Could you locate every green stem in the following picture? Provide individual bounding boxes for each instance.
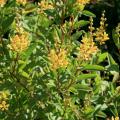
[0,36,5,56]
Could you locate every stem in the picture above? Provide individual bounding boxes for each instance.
[9,71,40,102]
[0,36,5,56]
[9,72,30,92]
[11,53,19,74]
[55,71,63,97]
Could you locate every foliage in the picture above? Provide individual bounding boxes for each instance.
[0,0,120,120]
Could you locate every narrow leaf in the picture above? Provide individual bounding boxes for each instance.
[77,74,97,81]
[82,10,96,17]
[82,65,105,71]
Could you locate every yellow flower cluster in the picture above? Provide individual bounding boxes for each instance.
[94,11,109,45]
[89,17,95,37]
[0,101,9,111]
[76,0,90,5]
[0,90,10,111]
[78,17,99,61]
[0,90,9,100]
[48,48,68,70]
[38,0,54,11]
[16,0,27,5]
[10,33,30,53]
[0,0,6,6]
[111,116,119,120]
[78,35,98,61]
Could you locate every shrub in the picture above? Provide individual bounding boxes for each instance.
[0,0,120,120]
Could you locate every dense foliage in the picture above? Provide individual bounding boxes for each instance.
[0,0,120,120]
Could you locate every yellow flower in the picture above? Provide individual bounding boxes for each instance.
[16,0,27,5]
[76,0,90,5]
[0,0,6,6]
[10,33,30,53]
[111,116,114,120]
[48,48,68,70]
[0,101,9,111]
[95,31,109,44]
[38,0,54,11]
[0,90,10,100]
[75,0,90,11]
[112,116,120,120]
[115,117,120,120]
[89,17,95,37]
[78,35,98,61]
[94,11,109,45]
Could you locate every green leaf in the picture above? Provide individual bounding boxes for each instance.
[74,20,89,29]
[21,43,36,59]
[107,53,119,73]
[18,60,28,72]
[24,3,37,14]
[107,53,117,65]
[95,111,107,118]
[72,30,83,40]
[82,10,96,17]
[97,52,108,63]
[72,30,84,40]
[1,15,15,34]
[112,29,120,49]
[38,14,51,28]
[74,84,92,92]
[20,71,29,79]
[82,65,105,71]
[107,65,119,72]
[77,74,97,81]
[84,106,95,118]
[110,104,118,116]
